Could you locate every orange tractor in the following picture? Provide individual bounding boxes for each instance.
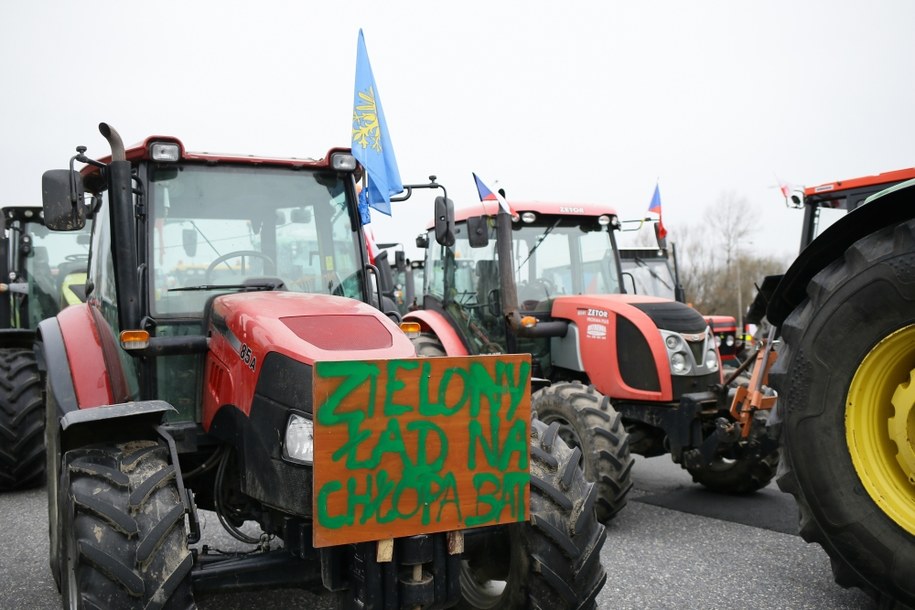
[403,200,780,526]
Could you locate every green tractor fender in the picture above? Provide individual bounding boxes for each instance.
[767,179,915,327]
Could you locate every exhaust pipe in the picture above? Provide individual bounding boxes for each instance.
[98,122,126,161]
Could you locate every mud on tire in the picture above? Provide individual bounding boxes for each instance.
[457,418,607,610]
[531,382,633,523]
[59,441,194,609]
[770,220,915,607]
[0,348,44,491]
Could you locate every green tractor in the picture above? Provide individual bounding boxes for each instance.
[762,171,915,606]
[0,206,88,491]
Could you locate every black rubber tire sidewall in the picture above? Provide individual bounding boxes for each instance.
[60,442,195,609]
[531,382,633,523]
[0,348,45,491]
[772,221,915,606]
[457,418,607,610]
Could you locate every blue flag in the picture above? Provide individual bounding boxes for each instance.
[352,29,402,218]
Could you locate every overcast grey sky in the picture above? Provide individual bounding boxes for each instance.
[3,1,913,262]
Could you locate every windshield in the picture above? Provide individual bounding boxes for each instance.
[619,251,677,300]
[150,164,362,315]
[426,214,622,306]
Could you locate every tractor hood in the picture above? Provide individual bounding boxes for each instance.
[209,292,416,365]
[549,294,708,335]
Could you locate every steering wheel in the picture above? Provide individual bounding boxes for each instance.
[65,253,88,262]
[535,277,556,295]
[205,250,275,284]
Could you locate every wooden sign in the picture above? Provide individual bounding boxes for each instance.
[312,354,531,548]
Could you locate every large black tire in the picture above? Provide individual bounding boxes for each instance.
[770,221,915,607]
[457,418,607,609]
[530,382,633,523]
[59,441,194,609]
[0,348,45,491]
[411,332,446,357]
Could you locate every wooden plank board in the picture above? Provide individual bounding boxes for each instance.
[312,354,531,548]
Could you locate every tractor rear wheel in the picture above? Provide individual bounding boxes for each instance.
[770,220,915,607]
[531,382,633,523]
[412,332,446,357]
[0,348,45,491]
[59,441,194,609]
[457,418,607,609]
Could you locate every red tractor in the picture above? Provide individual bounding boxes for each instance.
[751,168,915,606]
[403,200,779,525]
[37,124,607,609]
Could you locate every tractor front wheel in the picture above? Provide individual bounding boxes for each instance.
[531,382,633,522]
[59,441,194,609]
[771,220,915,607]
[457,418,607,609]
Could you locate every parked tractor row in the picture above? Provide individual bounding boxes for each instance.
[5,120,913,608]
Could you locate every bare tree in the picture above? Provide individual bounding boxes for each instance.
[675,191,789,325]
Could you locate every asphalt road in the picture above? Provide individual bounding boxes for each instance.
[0,455,874,609]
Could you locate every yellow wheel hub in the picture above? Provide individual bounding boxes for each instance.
[847,324,915,536]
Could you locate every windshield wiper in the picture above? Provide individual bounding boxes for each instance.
[169,280,283,292]
[632,256,673,290]
[517,218,562,271]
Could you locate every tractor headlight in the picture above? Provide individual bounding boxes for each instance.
[670,352,689,375]
[665,335,681,350]
[283,414,314,464]
[705,349,719,371]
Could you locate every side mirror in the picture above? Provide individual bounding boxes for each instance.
[291,207,312,223]
[415,233,429,249]
[182,228,198,257]
[466,216,489,248]
[621,271,635,295]
[433,196,455,247]
[42,169,86,231]
[394,249,406,272]
[653,222,668,250]
[674,284,686,303]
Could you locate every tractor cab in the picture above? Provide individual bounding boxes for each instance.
[418,200,624,365]
[0,207,90,330]
[42,135,380,423]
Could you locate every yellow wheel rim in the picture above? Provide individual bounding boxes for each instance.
[847,324,915,536]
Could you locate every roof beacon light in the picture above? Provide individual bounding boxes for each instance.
[150,143,180,162]
[332,153,357,171]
